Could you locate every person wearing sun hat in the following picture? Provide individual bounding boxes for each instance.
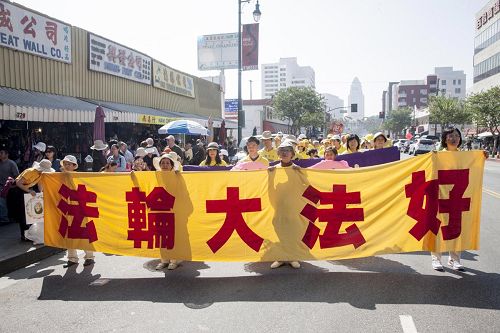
[7,159,54,241]
[331,135,346,154]
[32,142,46,163]
[268,140,301,270]
[90,139,108,172]
[296,140,310,160]
[199,142,227,166]
[258,131,278,162]
[59,155,95,267]
[372,132,388,150]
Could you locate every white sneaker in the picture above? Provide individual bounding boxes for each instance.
[270,261,283,269]
[167,261,178,270]
[155,262,168,270]
[432,259,444,271]
[289,261,301,269]
[448,259,465,271]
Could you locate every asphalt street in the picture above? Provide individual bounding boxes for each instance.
[1,156,499,333]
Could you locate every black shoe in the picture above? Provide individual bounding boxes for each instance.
[20,236,31,242]
[83,259,95,266]
[63,261,78,268]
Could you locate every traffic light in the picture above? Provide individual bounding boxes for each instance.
[351,103,358,113]
[379,111,385,119]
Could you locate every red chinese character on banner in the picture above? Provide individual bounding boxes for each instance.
[45,21,57,46]
[301,185,365,249]
[0,3,13,32]
[20,15,37,38]
[107,45,117,63]
[57,184,99,242]
[126,187,175,249]
[206,187,264,253]
[405,169,470,241]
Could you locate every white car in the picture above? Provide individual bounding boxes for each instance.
[393,139,408,151]
[409,139,435,155]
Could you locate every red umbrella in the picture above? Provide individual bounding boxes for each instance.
[219,120,227,146]
[93,106,106,142]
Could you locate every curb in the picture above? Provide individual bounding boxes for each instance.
[0,246,63,277]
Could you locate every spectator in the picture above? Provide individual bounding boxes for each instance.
[90,140,108,172]
[44,145,61,171]
[107,144,127,172]
[165,135,185,163]
[0,148,19,223]
[119,141,134,165]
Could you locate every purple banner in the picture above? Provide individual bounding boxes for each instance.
[182,147,400,171]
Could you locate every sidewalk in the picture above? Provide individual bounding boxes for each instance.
[0,222,62,276]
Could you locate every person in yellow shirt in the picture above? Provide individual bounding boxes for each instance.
[199,142,228,166]
[238,136,270,166]
[258,131,278,162]
[7,159,54,241]
[331,135,346,154]
[342,134,361,154]
[296,140,310,159]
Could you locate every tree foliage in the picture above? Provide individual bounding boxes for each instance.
[382,107,412,136]
[467,86,500,135]
[271,87,325,135]
[428,95,471,128]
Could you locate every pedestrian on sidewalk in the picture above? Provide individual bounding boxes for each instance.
[61,155,95,267]
[0,147,19,223]
[44,145,61,172]
[7,159,54,241]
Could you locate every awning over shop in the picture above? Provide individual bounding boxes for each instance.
[0,87,237,128]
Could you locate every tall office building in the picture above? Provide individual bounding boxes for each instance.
[347,77,365,120]
[261,58,315,99]
[434,67,466,99]
[472,0,500,93]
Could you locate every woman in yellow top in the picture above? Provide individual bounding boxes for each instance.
[296,140,310,159]
[7,159,54,241]
[372,132,388,150]
[342,134,361,154]
[430,127,488,272]
[152,152,182,270]
[199,142,228,166]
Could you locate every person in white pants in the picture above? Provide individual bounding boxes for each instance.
[60,155,95,267]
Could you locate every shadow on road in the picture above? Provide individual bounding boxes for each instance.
[37,262,500,311]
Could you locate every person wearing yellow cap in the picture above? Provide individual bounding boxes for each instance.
[364,133,374,149]
[258,131,278,162]
[372,132,388,150]
[296,140,310,159]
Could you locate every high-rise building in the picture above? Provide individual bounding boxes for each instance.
[396,75,438,109]
[321,93,344,120]
[261,57,315,99]
[347,77,365,120]
[472,0,500,93]
[434,67,466,99]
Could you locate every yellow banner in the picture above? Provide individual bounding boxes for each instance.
[41,151,485,262]
[137,114,177,125]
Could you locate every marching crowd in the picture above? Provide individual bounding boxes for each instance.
[0,126,487,271]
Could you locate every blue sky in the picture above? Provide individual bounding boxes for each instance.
[16,0,485,116]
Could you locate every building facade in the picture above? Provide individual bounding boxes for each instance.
[347,77,365,120]
[472,0,500,93]
[321,93,345,120]
[261,57,315,99]
[397,75,438,109]
[434,67,466,99]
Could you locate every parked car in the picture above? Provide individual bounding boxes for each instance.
[394,139,408,151]
[402,140,414,153]
[409,139,435,155]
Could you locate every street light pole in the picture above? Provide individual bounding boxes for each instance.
[237,0,261,145]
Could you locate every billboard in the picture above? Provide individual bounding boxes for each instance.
[88,33,152,85]
[197,32,238,70]
[242,24,259,70]
[224,99,238,120]
[153,61,195,98]
[0,1,72,63]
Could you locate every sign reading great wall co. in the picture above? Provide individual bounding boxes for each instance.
[88,33,151,85]
[153,61,195,98]
[0,1,71,63]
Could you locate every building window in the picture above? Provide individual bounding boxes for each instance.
[420,98,427,103]
[413,98,416,103]
[441,80,446,85]
[411,89,414,94]
[458,79,461,85]
[455,88,461,94]
[441,89,446,94]
[420,89,427,95]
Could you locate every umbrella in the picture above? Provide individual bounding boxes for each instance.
[478,131,494,138]
[158,120,208,135]
[219,120,227,145]
[93,106,106,142]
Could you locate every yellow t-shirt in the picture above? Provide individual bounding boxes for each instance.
[335,145,347,155]
[199,160,228,166]
[296,151,310,160]
[16,168,42,188]
[238,154,270,166]
[258,148,279,162]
